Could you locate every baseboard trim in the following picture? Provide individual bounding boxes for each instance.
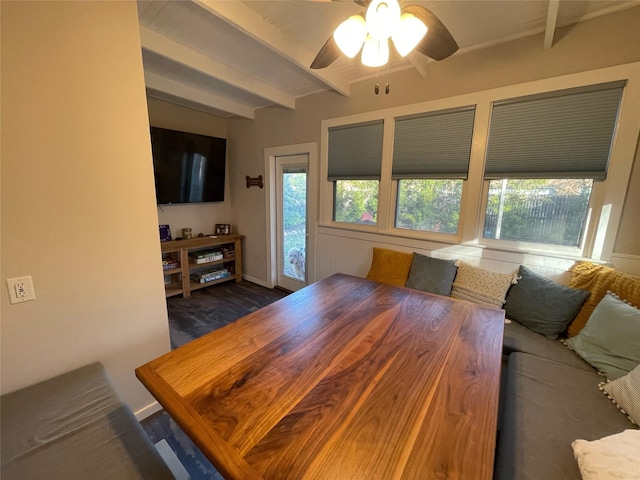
[242,274,271,288]
[135,400,162,421]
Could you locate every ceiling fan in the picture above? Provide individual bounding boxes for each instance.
[310,0,458,69]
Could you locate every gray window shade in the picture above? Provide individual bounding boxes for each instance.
[328,121,383,181]
[392,107,475,179]
[485,81,625,180]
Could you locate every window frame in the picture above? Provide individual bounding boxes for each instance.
[319,63,640,262]
[477,178,598,257]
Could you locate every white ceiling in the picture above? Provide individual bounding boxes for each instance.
[137,0,637,119]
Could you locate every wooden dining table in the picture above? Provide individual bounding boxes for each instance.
[136,273,505,480]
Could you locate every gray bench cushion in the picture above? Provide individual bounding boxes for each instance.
[503,319,594,371]
[494,352,637,480]
[1,363,173,480]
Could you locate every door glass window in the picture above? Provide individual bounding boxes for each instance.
[282,168,307,281]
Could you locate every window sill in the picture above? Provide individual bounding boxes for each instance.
[317,222,600,266]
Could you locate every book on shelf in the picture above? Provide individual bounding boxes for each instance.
[189,250,224,264]
[162,259,180,270]
[190,267,230,284]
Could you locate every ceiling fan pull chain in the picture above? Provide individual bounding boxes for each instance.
[374,67,380,94]
[386,60,391,94]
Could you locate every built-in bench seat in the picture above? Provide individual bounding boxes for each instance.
[0,362,173,480]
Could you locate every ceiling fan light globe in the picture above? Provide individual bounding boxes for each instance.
[361,35,389,67]
[334,15,367,58]
[366,0,401,41]
[392,14,427,57]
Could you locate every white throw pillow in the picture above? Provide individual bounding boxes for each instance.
[572,430,640,480]
[600,363,640,425]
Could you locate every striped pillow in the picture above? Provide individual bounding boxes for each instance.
[600,363,640,425]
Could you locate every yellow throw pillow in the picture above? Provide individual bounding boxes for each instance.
[568,261,640,337]
[366,247,413,287]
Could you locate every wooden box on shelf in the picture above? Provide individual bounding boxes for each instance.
[160,234,243,298]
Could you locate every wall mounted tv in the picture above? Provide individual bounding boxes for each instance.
[150,126,226,204]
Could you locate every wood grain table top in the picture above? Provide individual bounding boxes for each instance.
[136,273,505,480]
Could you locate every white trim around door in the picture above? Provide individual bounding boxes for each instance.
[264,142,318,289]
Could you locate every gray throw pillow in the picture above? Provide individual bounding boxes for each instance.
[405,253,457,296]
[504,265,590,339]
[566,292,640,380]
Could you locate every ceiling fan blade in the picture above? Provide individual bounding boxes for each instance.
[353,0,372,8]
[310,35,341,69]
[403,5,458,61]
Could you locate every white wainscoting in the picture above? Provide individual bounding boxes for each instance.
[315,226,594,285]
[610,254,640,276]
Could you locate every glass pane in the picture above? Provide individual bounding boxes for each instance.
[483,179,593,247]
[334,180,379,224]
[282,170,307,280]
[395,179,463,234]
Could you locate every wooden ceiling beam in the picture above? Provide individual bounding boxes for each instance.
[193,0,351,96]
[140,27,296,110]
[407,51,431,79]
[544,0,560,50]
[144,72,255,119]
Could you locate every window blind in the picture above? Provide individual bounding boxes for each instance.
[484,81,625,180]
[328,120,383,181]
[392,107,475,179]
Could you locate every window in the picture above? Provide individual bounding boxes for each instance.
[334,180,379,224]
[328,120,383,224]
[392,107,475,234]
[396,179,463,234]
[483,81,624,247]
[320,65,637,263]
[484,179,593,246]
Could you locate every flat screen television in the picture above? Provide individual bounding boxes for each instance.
[150,126,226,204]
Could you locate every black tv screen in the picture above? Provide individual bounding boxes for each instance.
[150,126,226,204]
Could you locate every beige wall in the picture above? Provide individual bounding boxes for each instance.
[614,132,640,255]
[147,98,236,238]
[1,1,170,413]
[229,6,640,282]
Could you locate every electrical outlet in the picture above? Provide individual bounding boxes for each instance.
[6,276,36,304]
[15,280,27,298]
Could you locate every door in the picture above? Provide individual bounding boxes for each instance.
[276,154,308,291]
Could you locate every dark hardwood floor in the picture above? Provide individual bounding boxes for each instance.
[166,280,290,349]
[141,280,289,479]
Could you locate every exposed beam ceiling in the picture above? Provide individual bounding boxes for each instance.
[137,0,639,119]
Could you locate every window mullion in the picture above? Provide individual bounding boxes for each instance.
[377,116,396,232]
[461,101,491,243]
[584,179,610,260]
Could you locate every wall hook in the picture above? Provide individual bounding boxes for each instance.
[246,175,264,189]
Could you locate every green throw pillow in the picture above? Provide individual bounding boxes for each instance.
[566,293,640,380]
[505,265,590,339]
[405,253,457,296]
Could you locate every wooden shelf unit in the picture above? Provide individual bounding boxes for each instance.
[161,234,244,298]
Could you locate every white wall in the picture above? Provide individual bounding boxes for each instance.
[1,1,171,415]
